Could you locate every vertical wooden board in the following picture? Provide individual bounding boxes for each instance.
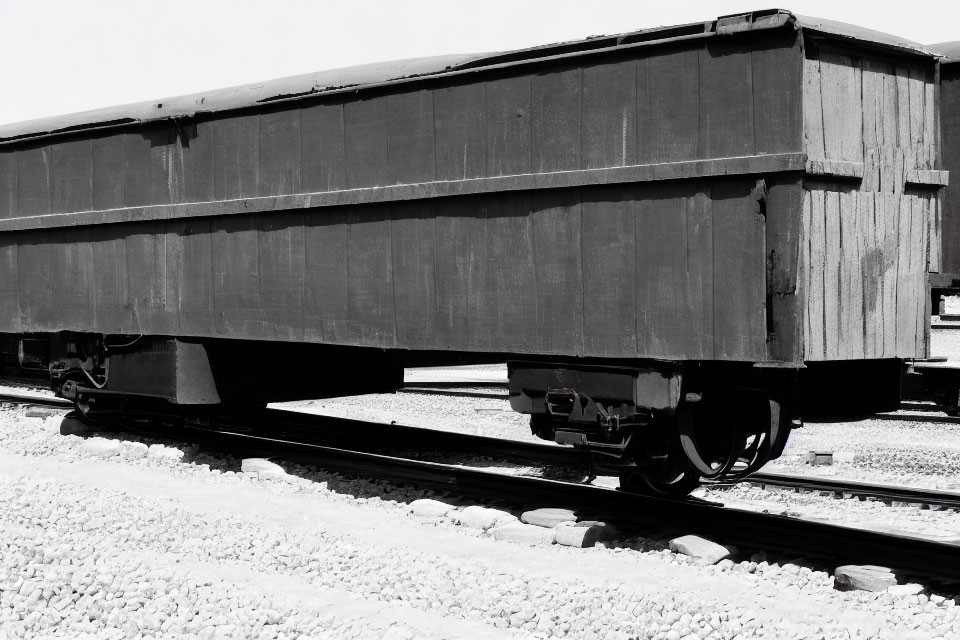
[838,191,865,359]
[530,190,583,354]
[805,190,826,360]
[924,75,936,171]
[893,195,914,357]
[531,68,581,173]
[345,205,395,347]
[907,68,928,170]
[49,229,94,329]
[300,103,347,193]
[712,179,765,360]
[823,191,841,360]
[929,195,942,274]
[751,34,803,155]
[125,222,179,334]
[122,130,154,207]
[303,208,349,343]
[637,49,699,164]
[390,201,438,347]
[802,54,826,162]
[860,60,883,192]
[0,239,20,331]
[170,218,214,335]
[895,66,912,175]
[386,90,436,185]
[89,224,131,332]
[764,180,803,363]
[16,234,53,329]
[213,114,260,200]
[259,109,302,197]
[635,183,713,359]
[148,125,176,206]
[877,194,900,357]
[697,42,754,160]
[914,196,930,357]
[818,50,863,164]
[479,193,538,352]
[343,97,388,189]
[255,211,305,340]
[798,191,812,359]
[433,83,486,181]
[432,198,484,350]
[180,119,216,203]
[581,188,636,357]
[210,216,260,338]
[50,138,93,214]
[879,67,900,193]
[485,76,531,177]
[92,135,125,210]
[17,147,51,217]
[0,152,17,219]
[581,60,637,169]
[857,193,882,359]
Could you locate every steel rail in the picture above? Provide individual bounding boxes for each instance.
[0,392,73,409]
[114,413,960,580]
[741,472,960,510]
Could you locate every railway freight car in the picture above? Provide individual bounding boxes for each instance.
[928,42,959,304]
[0,10,946,494]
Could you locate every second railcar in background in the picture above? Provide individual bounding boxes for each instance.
[0,9,947,493]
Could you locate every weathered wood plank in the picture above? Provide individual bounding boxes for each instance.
[432,198,483,350]
[860,60,883,192]
[259,109,302,197]
[929,194,942,274]
[302,208,349,343]
[530,190,583,354]
[390,201,438,347]
[210,216,260,338]
[531,68,581,173]
[256,211,305,341]
[170,218,214,336]
[858,193,882,359]
[839,191,864,359]
[125,221,178,334]
[92,135,124,210]
[386,90,436,185]
[751,33,802,155]
[638,49,699,164]
[213,114,260,200]
[764,179,803,363]
[16,234,53,329]
[433,83,486,182]
[712,179,764,360]
[806,190,826,360]
[908,67,927,170]
[818,50,863,164]
[0,152,17,219]
[50,138,93,214]
[345,205,395,347]
[698,41,754,159]
[49,230,95,330]
[485,76,531,177]
[581,187,636,357]
[894,195,916,357]
[300,103,347,193]
[180,119,216,204]
[343,97,388,189]
[90,224,130,331]
[823,191,841,359]
[0,239,20,331]
[802,54,826,162]
[895,66,912,185]
[877,194,900,358]
[581,60,636,169]
[17,147,51,217]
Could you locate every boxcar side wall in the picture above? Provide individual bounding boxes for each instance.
[800,37,942,361]
[0,29,805,363]
[941,63,960,279]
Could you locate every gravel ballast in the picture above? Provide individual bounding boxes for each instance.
[3,397,960,637]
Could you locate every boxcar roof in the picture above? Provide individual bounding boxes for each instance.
[0,9,933,144]
[929,41,960,63]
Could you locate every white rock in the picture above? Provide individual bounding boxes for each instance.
[554,522,602,548]
[456,506,516,531]
[888,583,925,597]
[409,499,456,518]
[834,565,897,592]
[120,441,149,460]
[80,438,122,458]
[240,458,288,480]
[489,521,555,546]
[668,535,731,565]
[520,508,577,528]
[148,444,184,463]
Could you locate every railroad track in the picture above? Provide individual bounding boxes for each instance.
[738,472,960,510]
[3,394,954,580]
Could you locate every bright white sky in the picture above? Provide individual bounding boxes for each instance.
[1,0,958,126]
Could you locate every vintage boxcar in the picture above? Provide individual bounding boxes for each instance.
[0,10,946,493]
[929,42,959,302]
